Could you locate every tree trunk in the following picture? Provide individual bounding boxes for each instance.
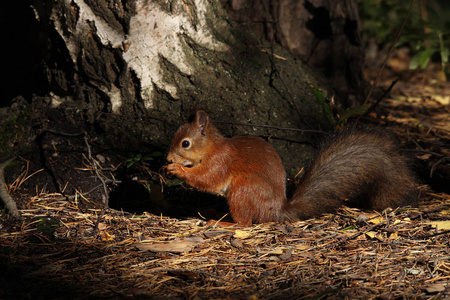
[223,0,365,106]
[6,0,335,171]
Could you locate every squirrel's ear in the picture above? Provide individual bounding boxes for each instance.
[195,111,209,136]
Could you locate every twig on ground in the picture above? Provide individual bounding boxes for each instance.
[51,180,121,202]
[83,135,113,232]
[83,135,109,208]
[431,156,449,178]
[0,158,21,218]
[359,79,399,121]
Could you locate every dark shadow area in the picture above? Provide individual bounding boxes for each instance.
[1,1,46,106]
[0,252,89,300]
[109,177,232,222]
[415,159,450,195]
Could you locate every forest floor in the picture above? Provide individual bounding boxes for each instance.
[1,52,450,299]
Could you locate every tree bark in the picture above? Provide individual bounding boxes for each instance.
[19,0,335,171]
[223,0,365,106]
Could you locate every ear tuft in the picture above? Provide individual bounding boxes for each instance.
[196,111,208,127]
[194,111,209,136]
[187,107,207,123]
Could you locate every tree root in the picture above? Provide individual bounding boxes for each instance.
[0,158,21,218]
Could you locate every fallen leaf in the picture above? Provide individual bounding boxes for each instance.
[405,96,422,103]
[433,95,450,105]
[295,245,310,250]
[175,227,203,237]
[426,283,447,293]
[280,248,293,260]
[184,236,204,243]
[97,222,108,231]
[417,153,432,160]
[365,231,377,239]
[268,247,290,255]
[369,217,385,225]
[234,229,253,239]
[203,229,232,238]
[405,268,422,275]
[100,231,114,241]
[426,221,450,230]
[389,232,399,240]
[134,239,203,253]
[230,238,244,248]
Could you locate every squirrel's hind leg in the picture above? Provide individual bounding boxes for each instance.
[227,179,285,226]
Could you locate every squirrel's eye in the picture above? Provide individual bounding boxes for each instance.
[181,140,190,148]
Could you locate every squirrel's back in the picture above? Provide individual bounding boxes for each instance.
[285,127,418,220]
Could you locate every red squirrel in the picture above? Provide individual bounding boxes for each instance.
[166,110,418,226]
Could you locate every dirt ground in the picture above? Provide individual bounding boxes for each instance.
[0,52,449,299]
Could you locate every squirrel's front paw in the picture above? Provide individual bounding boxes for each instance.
[166,163,183,177]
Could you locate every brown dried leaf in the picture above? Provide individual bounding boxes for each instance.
[426,283,447,293]
[230,238,244,248]
[134,239,203,253]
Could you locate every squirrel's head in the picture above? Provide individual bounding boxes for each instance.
[167,110,218,168]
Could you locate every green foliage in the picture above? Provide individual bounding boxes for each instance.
[337,103,372,125]
[410,48,437,69]
[341,225,357,231]
[130,215,150,219]
[166,178,184,187]
[408,9,450,77]
[35,217,61,238]
[308,84,335,125]
[358,0,450,77]
[125,151,163,168]
[358,0,421,43]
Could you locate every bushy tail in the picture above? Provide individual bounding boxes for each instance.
[284,128,418,220]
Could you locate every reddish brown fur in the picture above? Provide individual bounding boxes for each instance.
[166,111,418,226]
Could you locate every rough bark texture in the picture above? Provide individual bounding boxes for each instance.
[3,0,335,172]
[222,0,365,107]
